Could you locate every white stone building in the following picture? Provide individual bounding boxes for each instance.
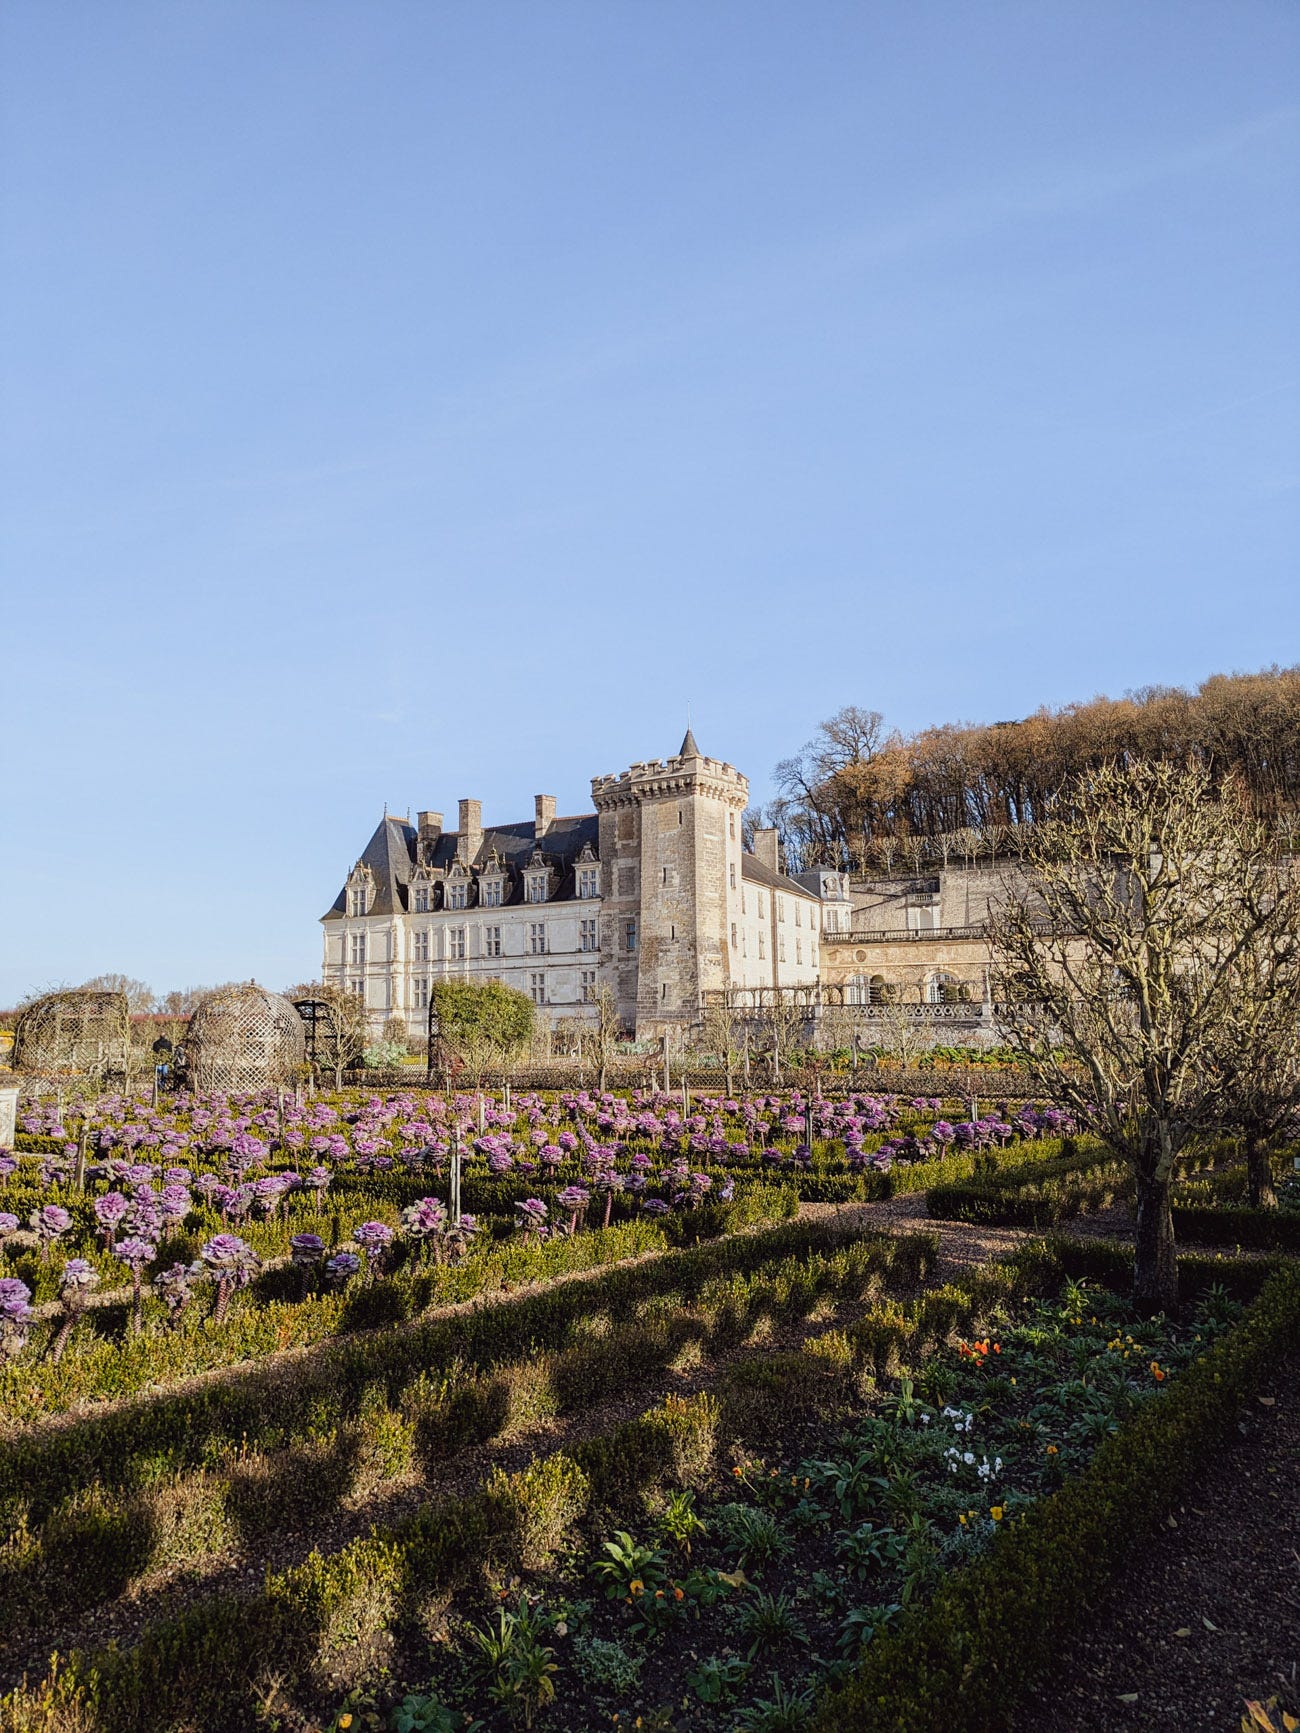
[320,731,853,1040]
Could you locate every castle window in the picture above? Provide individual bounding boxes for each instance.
[795,903,802,928]
[529,922,547,955]
[530,972,546,1005]
[449,927,466,961]
[413,930,430,963]
[661,982,668,1000]
[778,936,786,963]
[757,893,765,918]
[412,977,429,1010]
[795,938,803,965]
[349,933,367,967]
[729,863,736,890]
[447,883,468,910]
[625,919,637,953]
[580,969,597,1002]
[731,922,738,949]
[757,931,766,960]
[483,925,502,958]
[348,885,368,916]
[729,813,735,839]
[526,874,548,904]
[777,898,785,923]
[580,917,598,952]
[578,867,599,899]
[347,976,364,997]
[678,809,683,825]
[481,879,502,908]
[413,886,429,913]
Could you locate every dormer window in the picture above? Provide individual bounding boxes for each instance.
[446,881,468,910]
[526,873,549,904]
[578,867,599,899]
[413,885,430,913]
[481,877,504,908]
[346,866,373,916]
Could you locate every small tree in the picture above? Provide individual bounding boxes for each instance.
[701,1001,746,1095]
[988,759,1299,1313]
[587,985,624,1094]
[432,979,535,1083]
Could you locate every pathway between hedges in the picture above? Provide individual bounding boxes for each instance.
[1035,1348,1300,1732]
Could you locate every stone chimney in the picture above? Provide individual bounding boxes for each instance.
[417,810,443,839]
[752,827,781,873]
[457,798,482,863]
[534,794,556,839]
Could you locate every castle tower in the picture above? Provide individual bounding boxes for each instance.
[592,731,749,1038]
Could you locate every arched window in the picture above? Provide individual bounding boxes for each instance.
[927,973,967,1004]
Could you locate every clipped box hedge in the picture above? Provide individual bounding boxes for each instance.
[811,1252,1300,1732]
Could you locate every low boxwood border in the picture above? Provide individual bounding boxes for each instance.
[811,1251,1300,1732]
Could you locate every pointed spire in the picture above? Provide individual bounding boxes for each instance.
[678,726,701,758]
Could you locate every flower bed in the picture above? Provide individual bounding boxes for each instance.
[4,1237,1288,1732]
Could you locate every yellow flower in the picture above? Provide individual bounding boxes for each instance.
[629,1578,644,1596]
[339,1720,353,1731]
[990,1506,1004,1522]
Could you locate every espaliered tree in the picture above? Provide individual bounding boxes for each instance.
[988,759,1300,1314]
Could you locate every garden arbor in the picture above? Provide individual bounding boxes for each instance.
[183,984,306,1093]
[12,988,133,1088]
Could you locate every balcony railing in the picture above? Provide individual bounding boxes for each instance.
[822,924,990,944]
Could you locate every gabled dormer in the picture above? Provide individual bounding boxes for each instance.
[346,863,375,917]
[575,839,601,900]
[444,858,472,910]
[524,847,553,905]
[478,850,508,909]
[410,865,435,914]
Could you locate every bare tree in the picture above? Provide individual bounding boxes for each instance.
[1216,920,1300,1207]
[988,759,1300,1313]
[586,985,624,1094]
[701,1000,746,1095]
[81,973,155,1014]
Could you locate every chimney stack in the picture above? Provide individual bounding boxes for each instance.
[534,794,556,838]
[417,811,443,839]
[457,798,482,863]
[753,827,781,873]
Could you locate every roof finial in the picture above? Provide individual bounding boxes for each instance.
[678,720,701,758]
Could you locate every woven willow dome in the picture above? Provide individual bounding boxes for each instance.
[183,984,306,1093]
[13,988,133,1081]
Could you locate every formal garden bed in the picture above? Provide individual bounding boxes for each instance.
[925,1140,1300,1253]
[4,1231,1294,1733]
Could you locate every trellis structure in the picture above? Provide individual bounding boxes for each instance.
[12,989,133,1086]
[293,998,347,1088]
[183,984,306,1094]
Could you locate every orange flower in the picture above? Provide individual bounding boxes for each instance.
[674,1586,685,1601]
[1045,1444,1059,1456]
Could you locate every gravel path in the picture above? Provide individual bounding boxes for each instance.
[1035,1351,1300,1732]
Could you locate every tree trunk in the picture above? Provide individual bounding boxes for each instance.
[1133,1172,1179,1316]
[1244,1134,1278,1210]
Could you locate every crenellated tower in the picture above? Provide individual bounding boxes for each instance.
[591,731,749,1038]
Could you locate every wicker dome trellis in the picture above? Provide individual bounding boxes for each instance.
[12,989,132,1082]
[183,984,306,1093]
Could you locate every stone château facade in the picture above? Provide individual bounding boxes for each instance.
[321,732,855,1041]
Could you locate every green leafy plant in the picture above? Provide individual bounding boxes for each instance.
[687,1654,750,1704]
[712,1502,792,1571]
[658,1486,706,1558]
[735,1588,809,1660]
[466,1597,557,1729]
[734,1671,817,1732]
[569,1634,642,1693]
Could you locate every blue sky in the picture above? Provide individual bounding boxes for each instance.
[2,0,1297,1004]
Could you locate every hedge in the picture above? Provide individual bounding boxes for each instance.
[0,1207,877,1528]
[1,1228,941,1644]
[810,1253,1300,1732]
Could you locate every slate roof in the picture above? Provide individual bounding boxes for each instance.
[741,853,821,902]
[323,813,600,920]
